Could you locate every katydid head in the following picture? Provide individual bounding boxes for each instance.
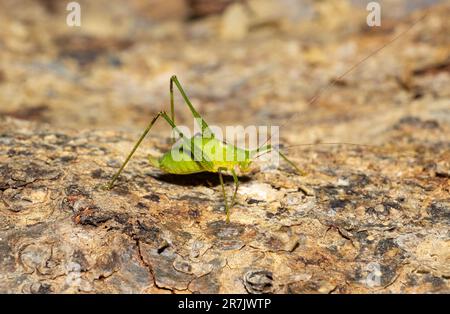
[237,158,252,173]
[232,149,252,173]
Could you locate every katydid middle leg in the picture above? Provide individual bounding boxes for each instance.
[218,167,240,223]
[231,168,239,207]
[218,168,230,223]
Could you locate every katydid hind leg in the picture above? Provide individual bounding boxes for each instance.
[108,108,218,189]
[170,75,214,138]
[107,112,163,189]
[160,111,214,170]
[107,111,201,189]
[170,77,175,125]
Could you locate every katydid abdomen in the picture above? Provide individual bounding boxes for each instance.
[151,137,251,175]
[152,150,204,174]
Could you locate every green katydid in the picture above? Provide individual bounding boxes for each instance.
[107,75,302,223]
[106,13,427,222]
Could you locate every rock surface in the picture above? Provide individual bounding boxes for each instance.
[0,0,449,293]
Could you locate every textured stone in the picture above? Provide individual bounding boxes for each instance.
[0,0,449,294]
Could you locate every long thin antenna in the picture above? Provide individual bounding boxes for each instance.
[253,141,422,160]
[260,11,428,148]
[253,142,376,159]
[283,142,376,149]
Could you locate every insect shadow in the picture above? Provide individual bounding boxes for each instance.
[151,172,252,187]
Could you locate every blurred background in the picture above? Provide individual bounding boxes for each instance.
[0,1,449,295]
[0,0,448,146]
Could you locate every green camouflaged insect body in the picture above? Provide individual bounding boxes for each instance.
[107,75,301,222]
[149,137,252,175]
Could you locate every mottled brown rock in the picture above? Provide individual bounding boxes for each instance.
[0,0,449,294]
